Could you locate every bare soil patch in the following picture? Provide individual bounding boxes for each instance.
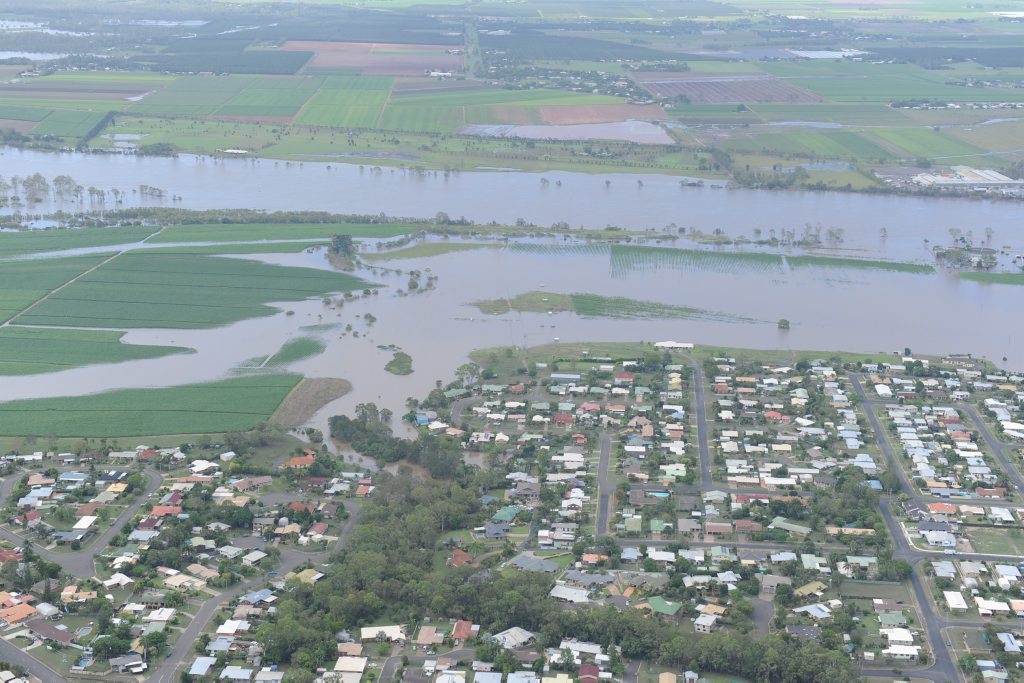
[270,377,351,428]
[281,41,464,77]
[0,118,37,132]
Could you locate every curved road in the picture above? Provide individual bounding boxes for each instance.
[0,466,360,683]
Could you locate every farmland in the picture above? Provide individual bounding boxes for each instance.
[148,222,418,244]
[0,255,109,324]
[0,226,156,258]
[634,73,821,104]
[0,327,188,376]
[16,252,374,329]
[294,76,393,128]
[0,374,301,437]
[283,40,464,76]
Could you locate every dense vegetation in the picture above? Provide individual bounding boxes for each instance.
[257,474,859,682]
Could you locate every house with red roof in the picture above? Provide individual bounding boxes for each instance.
[447,549,473,568]
[283,454,316,469]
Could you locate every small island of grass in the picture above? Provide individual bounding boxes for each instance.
[473,291,751,322]
[385,351,414,375]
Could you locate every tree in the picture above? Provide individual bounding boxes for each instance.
[141,630,167,658]
[331,234,355,257]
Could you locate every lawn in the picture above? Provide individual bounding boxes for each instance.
[0,255,109,323]
[966,526,1024,555]
[0,226,156,258]
[148,222,417,243]
[0,374,301,437]
[18,252,375,329]
[0,327,189,376]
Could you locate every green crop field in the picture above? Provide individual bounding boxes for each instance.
[212,75,324,118]
[18,252,375,329]
[379,104,465,133]
[786,255,934,274]
[0,255,109,323]
[0,374,301,437]
[0,226,156,258]
[873,127,984,159]
[0,327,188,376]
[266,337,326,366]
[960,272,1024,286]
[609,245,784,275]
[295,76,393,128]
[129,75,256,117]
[0,105,52,122]
[364,242,499,260]
[749,103,911,125]
[31,110,109,138]
[148,222,417,243]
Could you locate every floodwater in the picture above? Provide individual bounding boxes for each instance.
[460,120,675,145]
[0,147,1021,435]
[1,147,1022,261]
[0,241,1021,442]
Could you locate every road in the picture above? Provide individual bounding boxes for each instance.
[596,431,612,537]
[0,467,164,578]
[149,499,363,683]
[962,403,1024,493]
[688,359,714,489]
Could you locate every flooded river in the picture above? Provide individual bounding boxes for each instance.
[0,147,1021,436]
[2,147,1023,261]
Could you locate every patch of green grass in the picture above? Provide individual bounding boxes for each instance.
[18,252,375,329]
[363,242,498,261]
[0,327,189,376]
[959,271,1024,286]
[385,351,413,375]
[212,75,323,118]
[787,255,934,274]
[873,127,984,159]
[474,291,748,322]
[0,374,301,437]
[0,226,157,258]
[266,337,326,366]
[149,222,417,243]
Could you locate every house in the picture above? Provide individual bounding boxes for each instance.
[242,550,268,567]
[221,666,255,681]
[490,627,535,649]
[282,455,315,469]
[0,603,37,625]
[452,620,479,642]
[760,575,792,596]
[694,613,718,633]
[26,619,74,645]
[109,653,145,674]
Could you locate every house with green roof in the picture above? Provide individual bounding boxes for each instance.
[492,506,520,523]
[646,596,682,618]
